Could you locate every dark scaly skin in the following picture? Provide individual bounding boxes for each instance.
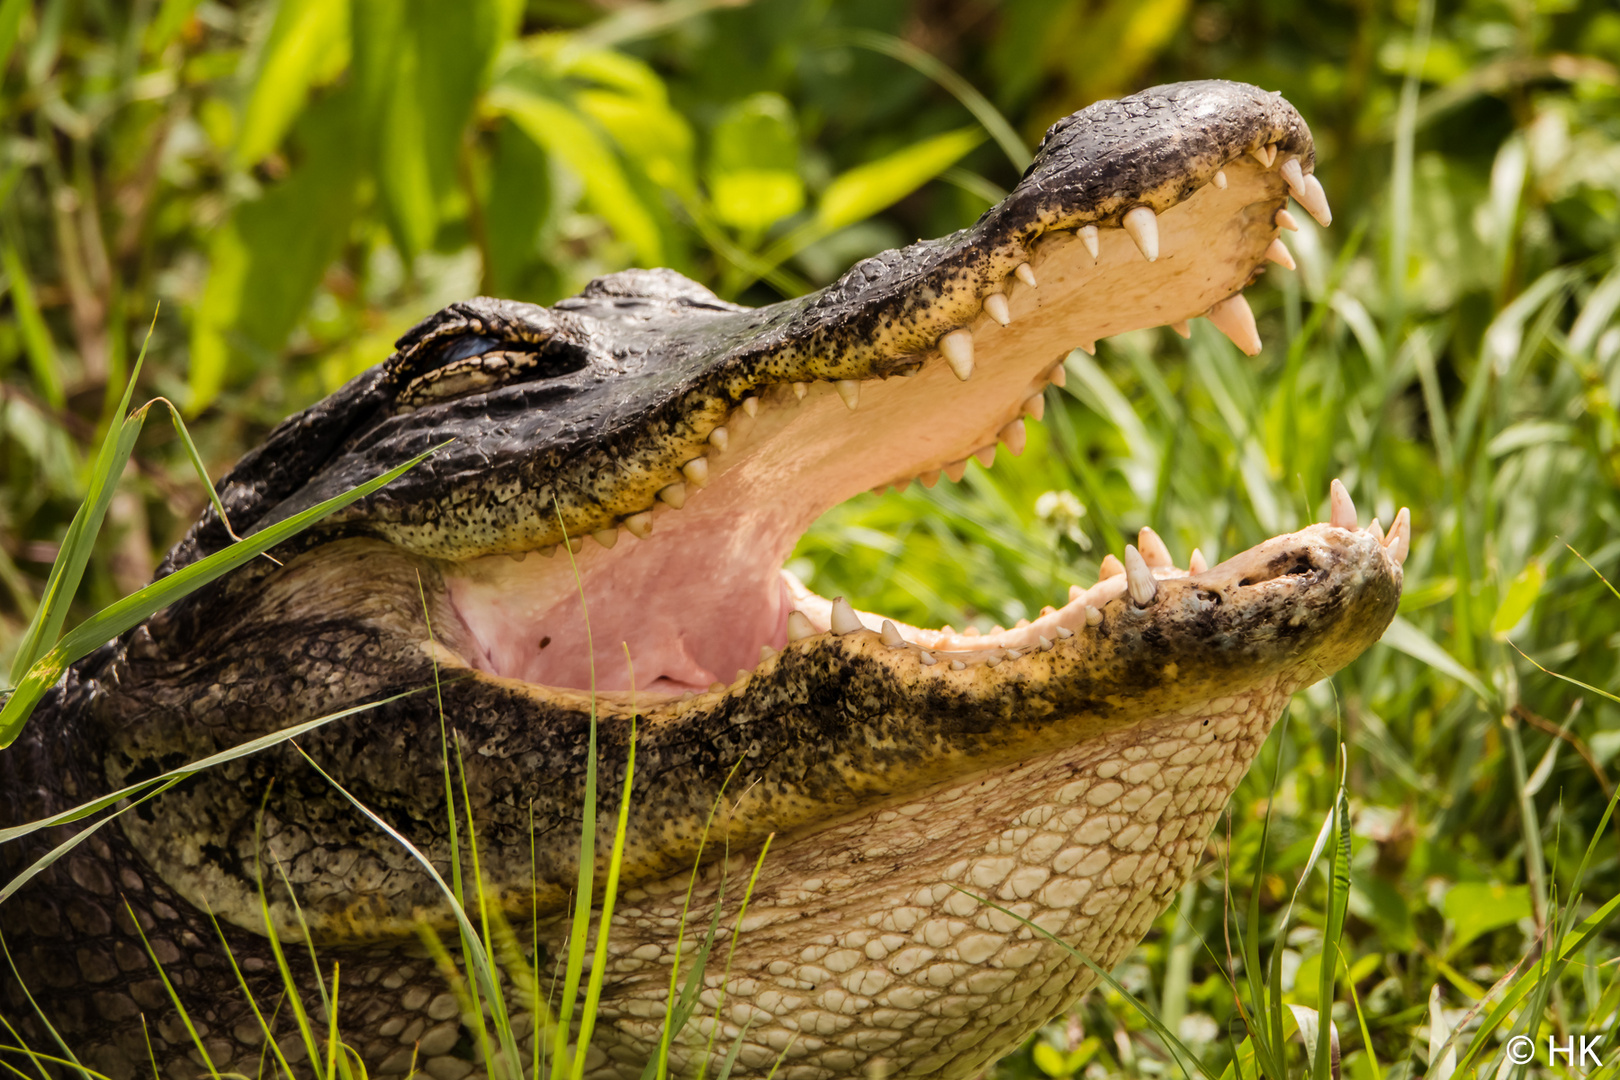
[0,82,1399,1080]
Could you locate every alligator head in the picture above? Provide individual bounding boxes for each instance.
[1,81,1405,1079]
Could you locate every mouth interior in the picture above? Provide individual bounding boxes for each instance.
[441,161,1290,695]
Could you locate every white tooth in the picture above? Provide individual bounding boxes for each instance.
[1078,225,1100,260]
[759,644,776,664]
[918,650,937,665]
[831,597,864,635]
[983,293,1011,326]
[1213,169,1228,189]
[1122,206,1159,262]
[920,469,941,488]
[1076,340,1096,356]
[1137,526,1173,567]
[1276,208,1300,232]
[1329,479,1356,530]
[592,529,618,549]
[999,419,1027,456]
[508,551,527,562]
[709,426,730,451]
[567,537,584,554]
[1264,238,1296,270]
[1004,649,1022,660]
[623,512,654,540]
[1251,144,1275,168]
[741,396,759,417]
[985,654,1001,668]
[1171,320,1191,338]
[1300,174,1332,227]
[1367,518,1384,543]
[939,329,975,381]
[973,445,995,468]
[1280,157,1305,196]
[1085,606,1103,626]
[1206,293,1262,356]
[682,457,710,487]
[944,459,968,483]
[793,382,809,400]
[1015,262,1037,288]
[787,611,815,641]
[950,659,965,670]
[1023,393,1045,421]
[880,620,906,647]
[1048,364,1066,388]
[1124,545,1158,606]
[1038,636,1053,651]
[1056,625,1075,638]
[539,545,558,557]
[1188,548,1208,574]
[1099,553,1125,580]
[658,482,687,509]
[1388,508,1411,565]
[835,380,861,410]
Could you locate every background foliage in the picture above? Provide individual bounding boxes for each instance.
[2,0,1620,1075]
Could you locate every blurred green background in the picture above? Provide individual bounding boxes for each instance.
[3,0,1620,1075]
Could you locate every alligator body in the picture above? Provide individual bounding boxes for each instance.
[1,81,1406,1080]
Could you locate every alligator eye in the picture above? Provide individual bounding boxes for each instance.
[387,301,595,409]
[394,338,591,408]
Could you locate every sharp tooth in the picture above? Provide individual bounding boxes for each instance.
[709,426,730,451]
[983,293,1011,326]
[1329,479,1356,530]
[985,654,1001,667]
[787,611,815,641]
[623,512,654,540]
[1048,364,1066,388]
[508,551,527,562]
[1171,320,1191,338]
[944,459,968,482]
[1206,294,1262,356]
[592,529,618,549]
[1280,157,1305,195]
[759,644,776,664]
[741,396,759,417]
[973,445,995,468]
[1122,206,1159,261]
[682,457,710,487]
[1124,545,1158,606]
[1213,169,1228,189]
[1078,224,1100,260]
[1004,648,1022,660]
[1023,393,1045,421]
[1188,548,1208,574]
[1099,554,1125,581]
[939,329,975,381]
[880,620,906,647]
[1387,508,1411,565]
[658,482,687,509]
[1137,526,1173,567]
[1015,262,1037,288]
[894,478,910,494]
[1038,636,1054,651]
[710,682,726,693]
[949,659,965,670]
[999,418,1027,456]
[1076,340,1096,356]
[567,537,584,554]
[918,650,937,665]
[1276,208,1300,232]
[835,380,861,410]
[1085,606,1102,626]
[920,469,941,488]
[540,545,558,557]
[1056,625,1074,638]
[793,382,809,399]
[1367,518,1384,543]
[831,597,864,635]
[1251,144,1274,168]
[1264,238,1295,270]
[1299,173,1332,227]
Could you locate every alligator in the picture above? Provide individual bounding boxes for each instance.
[1,80,1407,1080]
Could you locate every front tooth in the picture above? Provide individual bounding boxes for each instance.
[793,382,809,399]
[1387,508,1411,564]
[540,545,557,557]
[1188,548,1208,574]
[508,551,527,562]
[1048,364,1066,387]
[1213,169,1228,189]
[658,482,687,509]
[920,469,941,488]
[1171,320,1191,338]
[709,426,730,451]
[682,457,710,487]
[1300,174,1332,227]
[1122,207,1159,261]
[831,597,864,635]
[950,659,965,670]
[939,329,975,381]
[973,445,996,468]
[592,529,618,549]
[566,537,584,554]
[1251,144,1275,168]
[880,620,906,647]
[835,380,861,410]
[1138,526,1173,567]
[1206,294,1262,356]
[623,511,654,540]
[759,644,776,664]
[1329,479,1356,530]
[1124,545,1158,606]
[944,459,968,482]
[918,650,937,665]
[1367,518,1384,543]
[787,611,815,641]
[1276,208,1300,232]
[1099,554,1125,580]
[999,419,1027,456]
[1264,238,1296,270]
[1078,225,1100,260]
[1085,606,1103,626]
[1056,625,1074,638]
[1023,393,1045,421]
[1038,636,1053,651]
[1015,263,1037,288]
[983,293,1011,326]
[1280,158,1306,196]
[894,478,910,494]
[741,396,759,417]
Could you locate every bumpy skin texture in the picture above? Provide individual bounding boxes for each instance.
[0,81,1397,1080]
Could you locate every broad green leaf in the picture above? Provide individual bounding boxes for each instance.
[816,126,984,234]
[578,87,696,199]
[1033,1042,1069,1077]
[1490,558,1544,639]
[234,0,350,168]
[1442,882,1530,956]
[484,118,555,298]
[708,93,804,232]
